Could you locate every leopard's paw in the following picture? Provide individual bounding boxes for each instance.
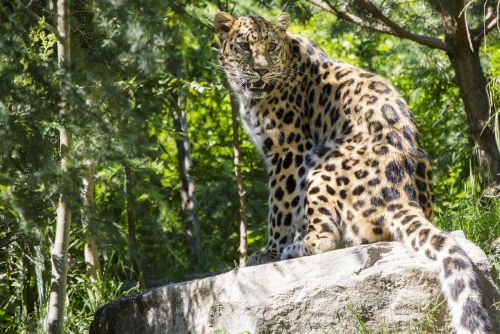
[246,249,278,266]
[280,241,306,260]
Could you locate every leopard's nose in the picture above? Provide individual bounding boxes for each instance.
[255,68,270,77]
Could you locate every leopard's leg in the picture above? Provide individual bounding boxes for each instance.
[302,163,342,256]
[281,153,342,260]
[247,206,296,266]
[247,148,308,266]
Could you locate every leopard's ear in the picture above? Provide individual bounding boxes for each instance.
[214,12,235,41]
[276,12,291,31]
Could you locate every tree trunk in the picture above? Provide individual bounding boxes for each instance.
[82,160,100,282]
[230,94,248,267]
[173,86,201,269]
[448,50,500,185]
[123,163,144,286]
[167,21,200,267]
[438,0,500,186]
[47,2,71,333]
[34,237,45,306]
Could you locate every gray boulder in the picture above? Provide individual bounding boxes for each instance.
[90,231,499,334]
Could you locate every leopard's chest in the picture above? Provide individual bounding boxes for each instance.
[239,103,268,156]
[240,95,306,157]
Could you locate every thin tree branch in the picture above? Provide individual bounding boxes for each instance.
[307,0,448,50]
[473,6,499,44]
[10,0,63,42]
[307,0,393,33]
[354,0,448,49]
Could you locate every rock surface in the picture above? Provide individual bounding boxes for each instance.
[90,231,499,334]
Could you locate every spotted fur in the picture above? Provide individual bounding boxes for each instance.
[215,12,492,334]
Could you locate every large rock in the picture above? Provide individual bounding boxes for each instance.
[90,231,499,334]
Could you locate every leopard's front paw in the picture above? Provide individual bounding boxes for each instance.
[280,241,306,260]
[246,249,278,266]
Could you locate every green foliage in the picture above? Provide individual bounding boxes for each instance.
[0,1,499,333]
[63,253,140,333]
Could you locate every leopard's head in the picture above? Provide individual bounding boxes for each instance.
[214,12,291,99]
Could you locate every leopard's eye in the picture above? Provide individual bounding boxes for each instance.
[268,42,278,52]
[238,42,250,51]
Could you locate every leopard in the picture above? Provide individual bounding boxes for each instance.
[214,11,493,334]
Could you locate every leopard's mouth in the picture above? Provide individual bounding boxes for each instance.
[247,80,273,93]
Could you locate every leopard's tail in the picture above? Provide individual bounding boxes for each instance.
[389,205,492,334]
